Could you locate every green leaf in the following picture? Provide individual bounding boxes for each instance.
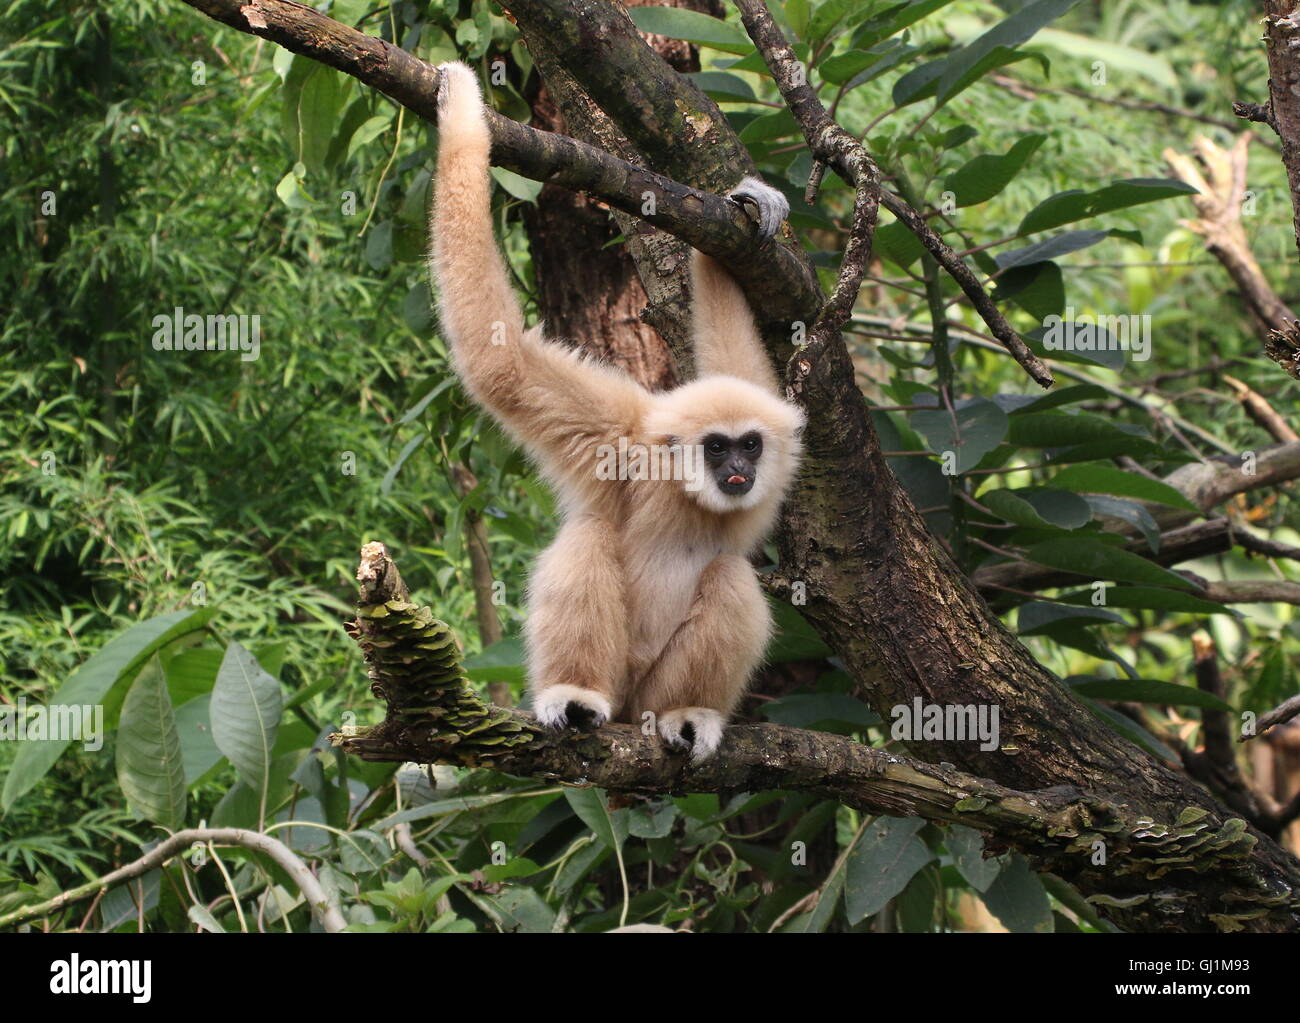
[981,488,1055,529]
[1023,537,1197,590]
[1018,601,1126,634]
[565,787,629,849]
[844,816,933,923]
[1083,697,1179,762]
[686,71,756,101]
[174,694,223,785]
[980,854,1053,932]
[1084,494,1161,551]
[344,113,393,162]
[933,0,1082,103]
[490,166,542,203]
[463,636,526,686]
[1055,586,1233,616]
[627,7,753,54]
[943,134,1045,208]
[760,692,879,731]
[1069,676,1232,713]
[1001,383,1110,415]
[1046,465,1198,512]
[210,642,283,794]
[854,0,958,49]
[116,660,187,831]
[874,218,927,269]
[945,825,1002,892]
[2,608,213,811]
[910,398,1008,475]
[1018,178,1197,236]
[1006,411,1146,449]
[1020,488,1092,529]
[994,229,1109,270]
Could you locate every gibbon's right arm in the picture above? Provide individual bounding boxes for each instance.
[689,177,790,397]
[429,63,647,487]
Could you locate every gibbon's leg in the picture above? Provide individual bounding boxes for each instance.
[429,63,648,494]
[689,176,790,396]
[630,555,771,762]
[526,515,629,729]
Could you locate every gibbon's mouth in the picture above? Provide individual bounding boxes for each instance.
[719,473,754,496]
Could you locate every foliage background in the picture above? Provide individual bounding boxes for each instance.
[0,0,1296,932]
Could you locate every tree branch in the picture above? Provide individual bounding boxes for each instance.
[335,544,1300,933]
[177,0,820,325]
[732,0,1053,388]
[0,827,347,932]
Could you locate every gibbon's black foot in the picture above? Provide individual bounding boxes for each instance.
[728,176,790,241]
[533,685,611,730]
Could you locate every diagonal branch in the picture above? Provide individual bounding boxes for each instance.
[732,0,1053,389]
[177,0,820,324]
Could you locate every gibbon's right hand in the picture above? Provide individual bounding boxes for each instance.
[728,176,789,241]
[434,61,489,142]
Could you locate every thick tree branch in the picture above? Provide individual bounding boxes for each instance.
[336,544,1300,933]
[178,0,820,325]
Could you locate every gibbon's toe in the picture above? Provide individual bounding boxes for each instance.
[657,708,725,763]
[533,685,611,731]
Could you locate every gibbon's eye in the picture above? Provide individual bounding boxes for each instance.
[705,437,728,457]
[742,434,761,454]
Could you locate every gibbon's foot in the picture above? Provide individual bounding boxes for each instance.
[533,685,612,731]
[728,176,789,241]
[657,707,726,763]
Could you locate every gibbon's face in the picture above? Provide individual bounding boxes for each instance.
[702,430,763,498]
[644,376,805,516]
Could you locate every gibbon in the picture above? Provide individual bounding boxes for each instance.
[429,62,804,762]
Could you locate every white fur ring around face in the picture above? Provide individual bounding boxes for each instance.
[533,684,611,730]
[657,707,725,763]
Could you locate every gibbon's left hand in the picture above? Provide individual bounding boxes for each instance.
[728,176,790,241]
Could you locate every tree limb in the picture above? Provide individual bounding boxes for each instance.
[177,0,820,325]
[0,828,347,932]
[336,543,1300,933]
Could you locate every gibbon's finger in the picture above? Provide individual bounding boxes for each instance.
[532,685,611,730]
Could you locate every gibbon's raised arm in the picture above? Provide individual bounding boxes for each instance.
[429,64,648,490]
[689,177,790,397]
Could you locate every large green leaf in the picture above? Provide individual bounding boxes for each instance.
[116,659,187,831]
[1069,676,1232,712]
[1023,537,1197,590]
[210,641,283,793]
[844,816,933,923]
[1055,586,1233,616]
[2,608,213,811]
[943,135,1045,208]
[1018,178,1197,236]
[627,7,753,53]
[910,398,1008,474]
[565,787,629,849]
[1046,465,1198,512]
[980,854,1053,932]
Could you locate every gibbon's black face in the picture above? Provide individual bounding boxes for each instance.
[702,430,763,497]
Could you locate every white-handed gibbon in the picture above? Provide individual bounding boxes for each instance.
[429,62,803,761]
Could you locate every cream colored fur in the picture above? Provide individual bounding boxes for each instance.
[429,63,803,761]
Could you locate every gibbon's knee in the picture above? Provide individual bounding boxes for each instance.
[525,517,628,728]
[631,556,771,724]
